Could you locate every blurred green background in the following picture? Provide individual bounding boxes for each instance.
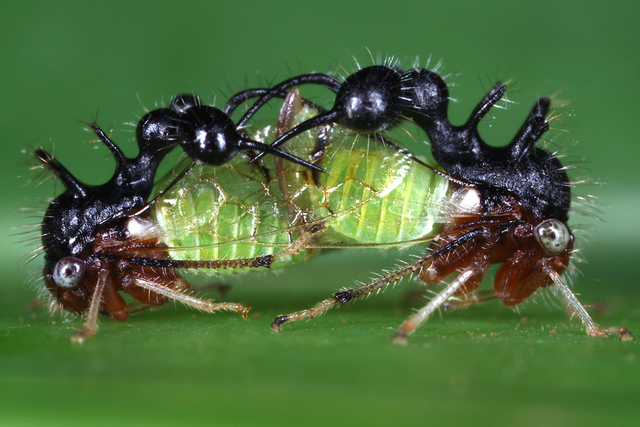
[1,1,639,426]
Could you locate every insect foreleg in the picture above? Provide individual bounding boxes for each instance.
[70,269,109,343]
[549,269,632,341]
[391,269,479,345]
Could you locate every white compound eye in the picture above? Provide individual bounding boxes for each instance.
[52,257,86,289]
[534,219,571,255]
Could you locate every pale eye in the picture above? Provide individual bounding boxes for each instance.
[534,219,571,255]
[52,257,86,289]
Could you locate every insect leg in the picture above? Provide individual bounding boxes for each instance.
[224,88,328,116]
[442,290,497,308]
[549,269,632,341]
[128,222,327,272]
[133,277,250,319]
[391,268,480,345]
[271,227,488,331]
[70,268,109,343]
[271,222,328,262]
[271,255,429,331]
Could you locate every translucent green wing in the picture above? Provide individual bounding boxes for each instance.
[154,157,310,267]
[303,131,449,247]
[152,102,450,272]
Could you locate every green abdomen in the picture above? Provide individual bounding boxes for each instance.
[153,160,313,271]
[309,136,449,246]
[152,104,449,273]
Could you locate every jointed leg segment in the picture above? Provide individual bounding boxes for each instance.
[549,269,632,340]
[391,269,477,345]
[271,254,430,331]
[71,269,108,343]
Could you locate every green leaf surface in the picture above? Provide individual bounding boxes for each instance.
[2,249,638,427]
[2,1,639,426]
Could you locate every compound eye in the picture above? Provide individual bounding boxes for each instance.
[534,219,571,255]
[52,257,86,289]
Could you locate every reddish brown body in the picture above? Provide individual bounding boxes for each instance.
[422,193,572,306]
[42,215,186,321]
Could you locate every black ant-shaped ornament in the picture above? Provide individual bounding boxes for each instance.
[168,94,323,170]
[36,93,320,341]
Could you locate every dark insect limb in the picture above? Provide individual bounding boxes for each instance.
[271,227,485,332]
[128,255,275,269]
[128,220,327,270]
[224,88,328,116]
[233,73,342,128]
[249,66,404,165]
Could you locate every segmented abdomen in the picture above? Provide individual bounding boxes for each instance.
[153,103,449,272]
[306,134,449,246]
[154,159,310,270]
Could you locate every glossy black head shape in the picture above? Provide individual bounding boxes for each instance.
[401,68,570,222]
[167,94,323,171]
[331,65,403,131]
[228,65,404,163]
[180,106,242,165]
